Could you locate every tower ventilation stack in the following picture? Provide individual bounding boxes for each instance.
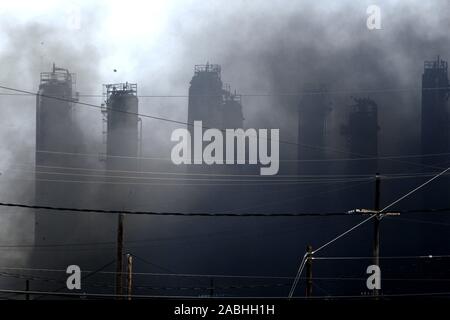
[34,63,82,247]
[421,56,450,210]
[297,84,331,175]
[186,63,246,210]
[421,56,450,160]
[343,97,379,175]
[36,63,78,166]
[188,63,223,130]
[103,82,139,172]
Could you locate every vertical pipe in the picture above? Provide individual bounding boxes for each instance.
[25,279,30,301]
[373,173,381,297]
[115,213,124,298]
[127,254,133,300]
[209,278,214,297]
[305,245,313,297]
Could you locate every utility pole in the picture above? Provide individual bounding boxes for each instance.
[305,245,313,297]
[126,253,133,300]
[115,213,124,298]
[209,278,214,297]
[347,173,400,297]
[373,173,381,296]
[25,279,30,301]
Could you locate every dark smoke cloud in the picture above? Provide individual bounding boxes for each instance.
[1,0,450,294]
[0,3,102,272]
[162,0,450,161]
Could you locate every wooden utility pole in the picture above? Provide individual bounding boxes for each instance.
[347,174,400,297]
[305,245,313,297]
[115,213,124,298]
[373,173,381,296]
[209,278,214,297]
[25,279,30,301]
[126,254,133,300]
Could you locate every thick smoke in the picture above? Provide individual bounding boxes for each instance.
[0,3,102,284]
[1,0,450,295]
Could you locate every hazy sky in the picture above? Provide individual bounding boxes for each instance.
[0,0,448,237]
[1,0,450,292]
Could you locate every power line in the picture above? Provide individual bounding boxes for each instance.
[1,255,449,280]
[386,216,450,227]
[0,271,384,293]
[294,291,450,299]
[7,170,449,188]
[8,167,379,183]
[10,176,371,187]
[310,276,450,282]
[7,269,450,293]
[399,208,450,214]
[311,217,376,256]
[1,210,449,253]
[0,223,305,250]
[0,201,349,216]
[0,84,442,171]
[213,179,375,214]
[1,267,449,281]
[2,199,450,218]
[288,252,308,298]
[31,149,450,164]
[313,166,450,256]
[312,255,450,260]
[0,84,302,151]
[381,167,450,213]
[7,165,450,187]
[292,214,377,299]
[311,281,332,296]
[287,166,450,298]
[132,254,176,274]
[18,159,450,177]
[3,265,450,299]
[2,287,449,299]
[0,266,295,279]
[33,258,116,301]
[0,288,168,299]
[0,216,359,251]
[1,85,449,98]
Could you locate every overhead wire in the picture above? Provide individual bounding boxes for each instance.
[0,84,442,172]
[1,84,450,98]
[30,149,450,164]
[287,166,450,298]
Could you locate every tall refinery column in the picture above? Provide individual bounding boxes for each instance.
[341,97,379,209]
[220,84,245,175]
[346,97,378,174]
[35,64,79,246]
[297,84,332,212]
[421,57,450,209]
[103,83,139,172]
[187,64,244,169]
[188,64,223,129]
[186,63,246,211]
[102,83,140,208]
[35,64,78,167]
[297,84,331,172]
[187,63,223,172]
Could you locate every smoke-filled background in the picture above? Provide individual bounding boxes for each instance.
[0,0,450,298]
